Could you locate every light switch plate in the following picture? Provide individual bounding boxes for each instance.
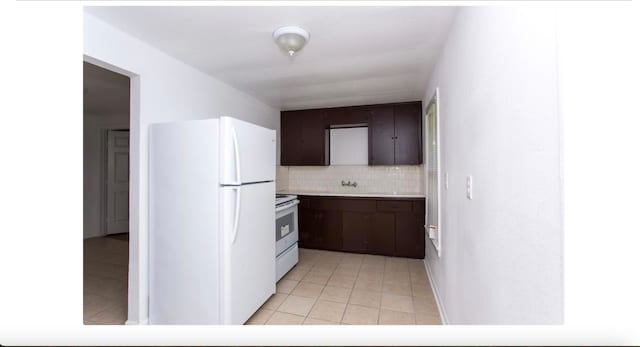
[467,175,473,200]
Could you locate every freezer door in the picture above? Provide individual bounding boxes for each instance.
[221,181,276,324]
[220,117,276,185]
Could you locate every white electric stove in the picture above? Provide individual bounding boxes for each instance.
[275,194,299,281]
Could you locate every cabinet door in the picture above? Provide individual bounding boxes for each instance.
[301,109,328,165]
[317,210,343,251]
[395,212,425,258]
[281,110,304,165]
[323,107,346,125]
[298,206,317,249]
[368,213,396,256]
[368,105,395,165]
[281,110,327,166]
[393,102,423,165]
[342,211,370,253]
[342,105,370,125]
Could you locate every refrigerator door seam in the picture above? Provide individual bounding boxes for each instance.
[221,180,273,187]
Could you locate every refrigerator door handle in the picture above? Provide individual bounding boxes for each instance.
[231,186,241,245]
[231,126,241,185]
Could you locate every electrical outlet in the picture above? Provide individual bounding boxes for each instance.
[467,175,473,200]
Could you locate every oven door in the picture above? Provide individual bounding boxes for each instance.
[275,201,299,256]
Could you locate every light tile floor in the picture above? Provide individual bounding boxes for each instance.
[84,235,128,325]
[246,248,441,325]
[83,239,441,326]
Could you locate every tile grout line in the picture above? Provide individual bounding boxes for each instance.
[264,249,439,325]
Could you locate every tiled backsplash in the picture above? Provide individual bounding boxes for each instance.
[276,165,424,195]
[276,166,289,191]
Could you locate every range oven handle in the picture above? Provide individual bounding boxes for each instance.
[276,199,299,213]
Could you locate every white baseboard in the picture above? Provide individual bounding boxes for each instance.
[125,318,148,325]
[423,258,449,325]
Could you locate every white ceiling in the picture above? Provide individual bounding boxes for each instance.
[83,62,130,116]
[85,6,457,110]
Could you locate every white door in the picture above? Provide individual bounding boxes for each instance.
[221,181,276,324]
[106,130,129,235]
[220,117,276,185]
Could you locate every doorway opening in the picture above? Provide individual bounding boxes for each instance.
[83,61,130,324]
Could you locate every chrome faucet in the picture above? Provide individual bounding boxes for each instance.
[341,180,357,188]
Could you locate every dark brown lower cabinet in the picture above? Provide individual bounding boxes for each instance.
[369,213,395,256]
[317,210,343,251]
[298,195,425,258]
[342,211,370,253]
[299,201,343,251]
[298,206,319,249]
[395,212,425,259]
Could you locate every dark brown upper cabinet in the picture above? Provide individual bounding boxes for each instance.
[341,105,371,125]
[280,101,422,166]
[369,102,423,165]
[368,105,396,165]
[281,109,328,166]
[393,103,423,165]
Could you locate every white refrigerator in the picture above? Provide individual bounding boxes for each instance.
[148,117,276,325]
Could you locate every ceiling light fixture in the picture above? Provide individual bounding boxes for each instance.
[272,26,310,57]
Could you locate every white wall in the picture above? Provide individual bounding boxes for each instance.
[83,112,129,239]
[556,4,640,329]
[330,127,369,165]
[83,12,280,324]
[422,7,563,324]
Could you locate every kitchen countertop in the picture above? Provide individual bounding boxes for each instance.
[277,190,425,198]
